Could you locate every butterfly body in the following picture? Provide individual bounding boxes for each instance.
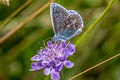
[50,3,84,42]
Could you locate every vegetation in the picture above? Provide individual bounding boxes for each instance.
[0,0,120,80]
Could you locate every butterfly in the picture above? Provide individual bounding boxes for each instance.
[50,3,84,42]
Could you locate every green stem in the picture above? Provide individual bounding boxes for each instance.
[75,0,115,46]
[0,0,32,31]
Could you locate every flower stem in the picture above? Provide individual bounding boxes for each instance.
[0,0,56,44]
[75,0,115,46]
[61,69,64,80]
[69,53,120,80]
[0,0,32,32]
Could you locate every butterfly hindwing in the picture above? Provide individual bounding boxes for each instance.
[60,10,83,39]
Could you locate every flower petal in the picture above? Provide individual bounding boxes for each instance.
[31,62,43,71]
[64,61,74,68]
[49,60,56,67]
[37,49,42,55]
[51,70,60,80]
[61,41,66,48]
[31,55,40,61]
[43,68,51,75]
[68,44,75,55]
[55,63,63,72]
[47,41,52,45]
[42,49,48,54]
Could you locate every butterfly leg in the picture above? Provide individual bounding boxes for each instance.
[65,40,70,48]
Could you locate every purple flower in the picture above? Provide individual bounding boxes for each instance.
[30,41,75,80]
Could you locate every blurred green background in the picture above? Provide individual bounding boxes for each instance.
[0,0,120,80]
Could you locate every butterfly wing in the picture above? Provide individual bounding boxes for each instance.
[60,10,84,39]
[50,3,69,36]
[50,3,84,41]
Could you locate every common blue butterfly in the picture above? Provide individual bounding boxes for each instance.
[50,3,84,42]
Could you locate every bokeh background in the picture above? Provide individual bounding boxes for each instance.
[0,0,120,80]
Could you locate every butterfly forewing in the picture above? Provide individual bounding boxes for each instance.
[50,3,84,41]
[50,3,69,36]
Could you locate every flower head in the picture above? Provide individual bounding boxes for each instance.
[30,41,75,80]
